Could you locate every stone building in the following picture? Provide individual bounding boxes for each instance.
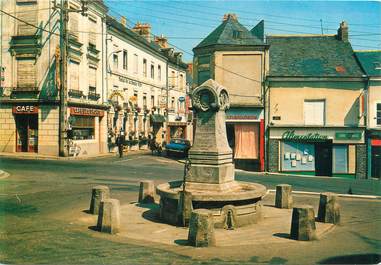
[266,22,367,179]
[193,14,268,171]
[355,50,381,178]
[105,17,189,149]
[0,0,108,156]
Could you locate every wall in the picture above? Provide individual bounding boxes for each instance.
[214,51,264,106]
[368,80,381,129]
[0,105,16,153]
[39,105,59,156]
[269,81,365,127]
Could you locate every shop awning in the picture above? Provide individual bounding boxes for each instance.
[151,114,166,123]
[226,108,263,121]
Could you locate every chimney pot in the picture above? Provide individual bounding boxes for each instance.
[120,16,127,27]
[337,21,349,42]
[223,13,238,22]
[133,22,152,43]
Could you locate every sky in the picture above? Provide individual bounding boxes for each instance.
[104,1,381,62]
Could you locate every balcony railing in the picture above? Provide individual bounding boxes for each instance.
[88,91,100,101]
[68,89,84,98]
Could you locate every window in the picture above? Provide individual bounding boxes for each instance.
[304,100,325,125]
[171,71,176,88]
[143,59,147,77]
[332,145,348,174]
[171,97,175,110]
[113,54,118,70]
[377,103,381,125]
[88,67,96,90]
[197,55,210,85]
[69,14,79,40]
[17,4,38,35]
[282,142,315,171]
[89,19,97,46]
[150,64,155,79]
[198,70,210,85]
[17,59,36,90]
[133,54,138,74]
[158,65,161,81]
[69,116,95,140]
[151,95,155,108]
[179,74,184,90]
[143,95,147,108]
[123,50,128,70]
[69,61,80,90]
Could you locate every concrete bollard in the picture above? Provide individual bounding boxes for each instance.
[138,180,155,203]
[290,205,317,241]
[89,185,110,215]
[97,199,120,234]
[176,190,193,227]
[188,209,216,247]
[317,192,340,224]
[275,184,293,209]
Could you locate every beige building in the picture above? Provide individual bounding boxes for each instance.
[0,0,108,156]
[267,22,367,178]
[193,14,268,171]
[106,17,189,150]
[355,50,381,178]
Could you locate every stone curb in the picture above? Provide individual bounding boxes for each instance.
[0,170,10,180]
[267,189,381,200]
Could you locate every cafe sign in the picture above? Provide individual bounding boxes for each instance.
[70,107,104,117]
[12,105,38,114]
[282,130,328,142]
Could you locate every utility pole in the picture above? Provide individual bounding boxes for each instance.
[320,19,324,35]
[53,0,87,157]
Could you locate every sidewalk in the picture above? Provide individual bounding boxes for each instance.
[0,149,151,161]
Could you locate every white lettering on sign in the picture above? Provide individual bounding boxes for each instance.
[16,106,34,112]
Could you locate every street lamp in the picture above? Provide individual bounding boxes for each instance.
[107,49,122,74]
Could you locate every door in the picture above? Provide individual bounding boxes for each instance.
[315,141,332,176]
[372,146,381,178]
[16,115,38,153]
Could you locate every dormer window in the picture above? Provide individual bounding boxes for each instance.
[233,30,242,39]
[374,62,381,70]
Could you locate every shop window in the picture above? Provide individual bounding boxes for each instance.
[123,50,128,70]
[282,142,315,171]
[377,103,381,125]
[304,100,325,126]
[234,124,259,159]
[332,145,348,174]
[69,116,95,140]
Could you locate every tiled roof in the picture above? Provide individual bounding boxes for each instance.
[355,51,381,77]
[194,16,265,49]
[267,35,364,77]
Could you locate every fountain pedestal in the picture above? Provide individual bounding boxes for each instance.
[157,79,266,228]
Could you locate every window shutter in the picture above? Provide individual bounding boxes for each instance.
[18,6,38,35]
[69,14,79,39]
[17,60,36,90]
[89,67,96,88]
[89,25,96,46]
[70,61,79,90]
[304,101,325,125]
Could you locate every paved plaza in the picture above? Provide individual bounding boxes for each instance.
[0,154,380,264]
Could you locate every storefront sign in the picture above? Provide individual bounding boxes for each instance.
[119,76,142,87]
[226,115,258,120]
[70,107,104,117]
[12,105,38,114]
[226,108,263,121]
[282,130,328,142]
[335,132,362,140]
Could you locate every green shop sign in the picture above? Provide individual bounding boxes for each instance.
[335,132,362,140]
[282,130,328,142]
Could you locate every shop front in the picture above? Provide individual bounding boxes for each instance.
[167,121,187,142]
[269,127,366,178]
[367,130,381,178]
[13,105,39,153]
[68,106,106,156]
[226,108,265,171]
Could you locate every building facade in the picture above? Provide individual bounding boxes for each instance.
[266,22,367,179]
[356,51,381,178]
[193,14,268,171]
[0,0,108,157]
[105,17,189,150]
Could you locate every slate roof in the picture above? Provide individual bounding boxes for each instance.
[194,16,265,49]
[267,35,364,77]
[355,51,381,77]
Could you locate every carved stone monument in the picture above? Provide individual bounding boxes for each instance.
[157,79,266,228]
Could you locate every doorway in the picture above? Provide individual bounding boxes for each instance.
[16,114,38,152]
[315,141,332,176]
[371,146,381,178]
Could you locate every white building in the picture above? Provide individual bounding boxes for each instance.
[106,16,189,149]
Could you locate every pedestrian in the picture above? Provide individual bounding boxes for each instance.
[117,131,125,158]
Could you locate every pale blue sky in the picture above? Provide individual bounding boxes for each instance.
[104,1,381,62]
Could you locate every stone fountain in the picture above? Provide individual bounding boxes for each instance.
[156,79,266,229]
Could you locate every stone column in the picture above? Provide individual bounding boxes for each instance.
[317,193,340,224]
[290,205,317,241]
[138,180,155,203]
[275,184,293,209]
[89,185,110,215]
[97,199,120,234]
[188,209,216,247]
[176,190,193,227]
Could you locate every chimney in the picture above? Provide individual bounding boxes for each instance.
[154,34,168,48]
[223,13,238,22]
[337,21,348,42]
[132,22,151,43]
[120,16,127,27]
[174,52,182,62]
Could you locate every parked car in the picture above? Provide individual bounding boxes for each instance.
[165,138,191,157]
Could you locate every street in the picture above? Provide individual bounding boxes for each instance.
[0,153,380,264]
